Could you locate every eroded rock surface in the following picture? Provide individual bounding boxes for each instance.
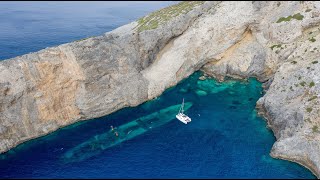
[1,1,320,177]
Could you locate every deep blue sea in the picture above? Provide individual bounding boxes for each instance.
[0,2,316,179]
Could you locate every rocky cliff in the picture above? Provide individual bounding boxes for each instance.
[1,1,320,177]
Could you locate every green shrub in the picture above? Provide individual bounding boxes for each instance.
[309,37,316,42]
[276,16,292,23]
[308,96,317,101]
[277,2,281,7]
[312,125,318,133]
[312,61,318,64]
[291,61,297,64]
[292,13,304,20]
[276,13,304,23]
[305,118,311,123]
[309,81,315,87]
[306,107,313,113]
[300,81,306,86]
[270,44,282,50]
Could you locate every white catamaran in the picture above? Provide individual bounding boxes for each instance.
[176,98,192,124]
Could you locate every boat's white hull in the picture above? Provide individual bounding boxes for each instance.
[176,113,191,124]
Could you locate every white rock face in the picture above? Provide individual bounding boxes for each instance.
[1,1,320,177]
[142,1,256,98]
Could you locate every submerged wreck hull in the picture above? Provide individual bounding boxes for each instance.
[62,102,193,163]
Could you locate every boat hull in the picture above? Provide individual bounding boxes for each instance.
[176,113,191,124]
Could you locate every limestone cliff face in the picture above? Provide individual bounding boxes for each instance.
[1,1,320,177]
[0,1,216,154]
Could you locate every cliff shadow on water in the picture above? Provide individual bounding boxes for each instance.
[0,71,315,178]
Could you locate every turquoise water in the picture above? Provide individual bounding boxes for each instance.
[0,1,316,178]
[0,72,315,178]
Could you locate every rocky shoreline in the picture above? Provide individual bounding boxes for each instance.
[256,102,320,178]
[1,1,320,178]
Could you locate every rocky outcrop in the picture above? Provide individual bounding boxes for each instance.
[1,1,320,178]
[256,23,320,177]
[0,0,218,155]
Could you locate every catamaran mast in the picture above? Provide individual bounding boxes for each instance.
[181,98,184,114]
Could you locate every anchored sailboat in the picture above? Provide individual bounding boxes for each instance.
[176,98,192,124]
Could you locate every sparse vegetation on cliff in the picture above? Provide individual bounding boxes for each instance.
[75,36,96,42]
[290,86,294,91]
[136,1,205,32]
[276,13,304,23]
[309,82,315,87]
[277,2,281,7]
[306,107,313,113]
[306,8,312,12]
[308,96,317,101]
[291,61,297,64]
[270,44,282,50]
[305,118,312,123]
[309,37,316,42]
[312,125,318,133]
